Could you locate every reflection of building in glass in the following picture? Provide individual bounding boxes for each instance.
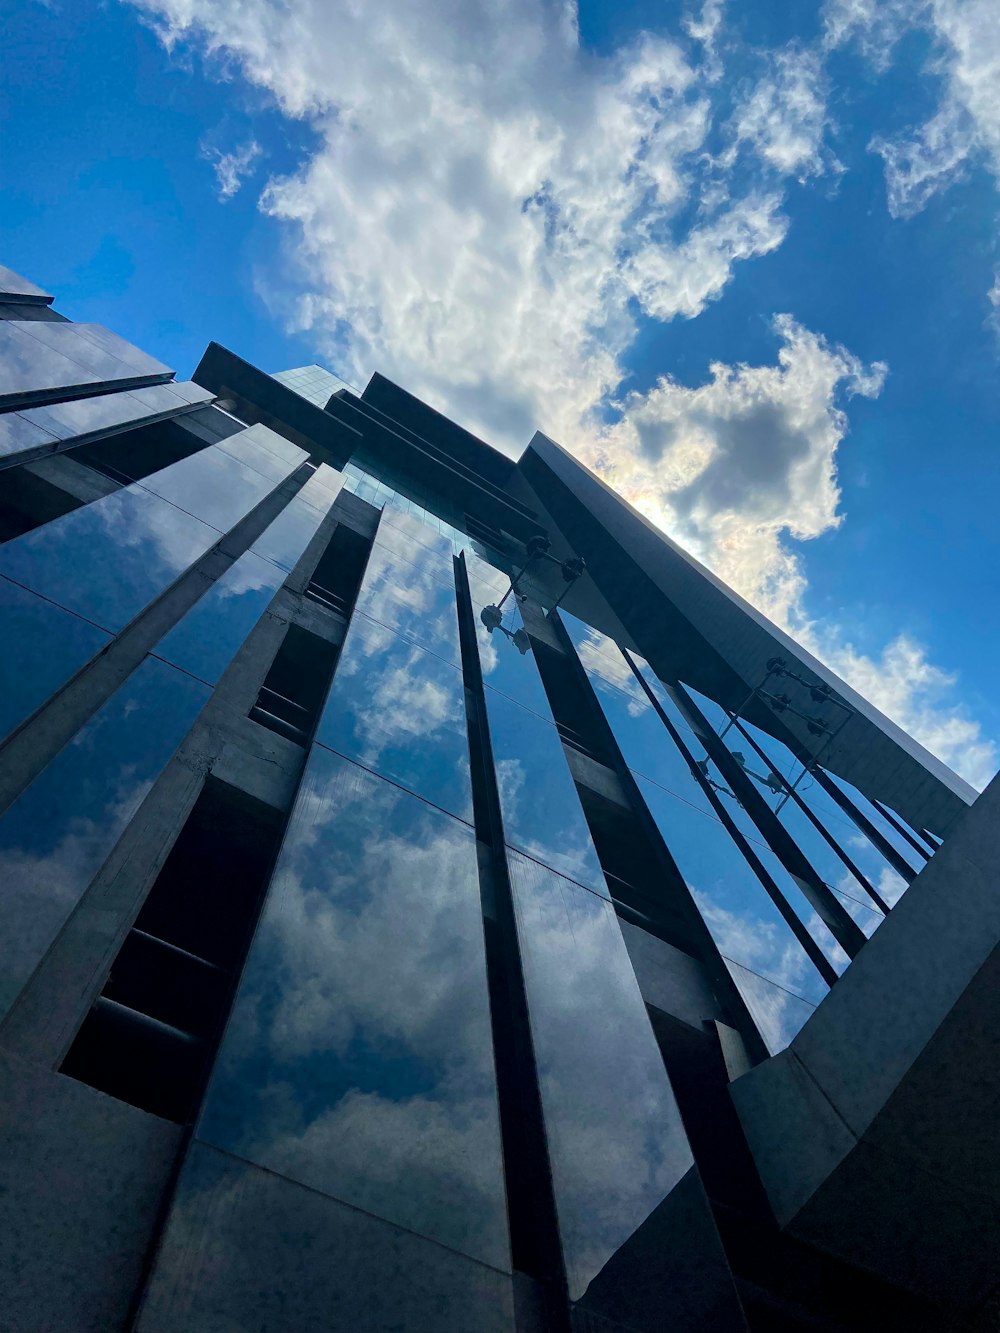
[0,263,993,1333]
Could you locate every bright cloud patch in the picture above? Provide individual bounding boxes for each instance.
[128,0,995,787]
[201,138,262,201]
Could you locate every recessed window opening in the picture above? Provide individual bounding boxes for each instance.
[61,779,285,1124]
[576,785,700,955]
[249,624,339,746]
[530,639,614,767]
[0,464,86,542]
[304,522,371,617]
[70,418,210,485]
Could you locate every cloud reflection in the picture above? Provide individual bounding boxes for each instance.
[198,749,509,1272]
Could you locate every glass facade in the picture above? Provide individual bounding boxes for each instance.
[198,747,509,1271]
[317,511,472,822]
[0,656,209,1019]
[272,363,355,406]
[0,320,171,407]
[506,850,695,1300]
[562,615,828,1043]
[0,577,111,742]
[0,309,967,1333]
[0,430,304,634]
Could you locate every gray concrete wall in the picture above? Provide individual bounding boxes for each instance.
[731,771,1000,1317]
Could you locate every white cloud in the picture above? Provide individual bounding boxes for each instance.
[723,46,832,179]
[584,316,887,629]
[870,99,975,217]
[987,269,1000,337]
[827,0,1000,214]
[128,0,994,786]
[202,138,262,201]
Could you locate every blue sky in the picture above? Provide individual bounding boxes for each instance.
[2,0,998,786]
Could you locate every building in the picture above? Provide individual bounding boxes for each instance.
[0,262,996,1332]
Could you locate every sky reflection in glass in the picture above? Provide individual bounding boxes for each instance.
[0,439,294,631]
[506,850,694,1301]
[0,321,171,406]
[466,554,553,720]
[725,960,817,1055]
[154,550,285,686]
[821,768,926,881]
[690,692,906,920]
[198,749,509,1272]
[137,430,302,531]
[484,686,607,896]
[560,620,831,1000]
[317,613,472,823]
[634,773,827,1007]
[0,577,110,742]
[249,462,342,571]
[353,536,461,668]
[0,656,208,1019]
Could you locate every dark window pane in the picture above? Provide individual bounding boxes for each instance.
[0,436,298,631]
[154,551,285,685]
[0,577,111,741]
[483,686,607,896]
[506,850,695,1302]
[198,750,509,1271]
[0,656,209,1019]
[316,612,472,823]
[249,464,343,571]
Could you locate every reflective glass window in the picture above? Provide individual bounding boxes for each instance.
[198,749,509,1272]
[0,265,52,302]
[821,768,926,880]
[0,411,58,460]
[138,431,303,532]
[0,482,219,631]
[249,464,342,571]
[467,555,553,720]
[20,323,170,381]
[562,620,705,805]
[633,773,827,1007]
[16,382,198,446]
[0,578,111,742]
[483,686,607,896]
[0,656,209,1019]
[561,625,839,990]
[725,960,817,1055]
[0,439,295,632]
[353,539,461,668]
[674,683,863,971]
[682,687,903,925]
[316,614,473,823]
[725,718,889,930]
[272,364,352,406]
[214,423,309,485]
[0,322,170,406]
[506,850,694,1301]
[154,551,286,686]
